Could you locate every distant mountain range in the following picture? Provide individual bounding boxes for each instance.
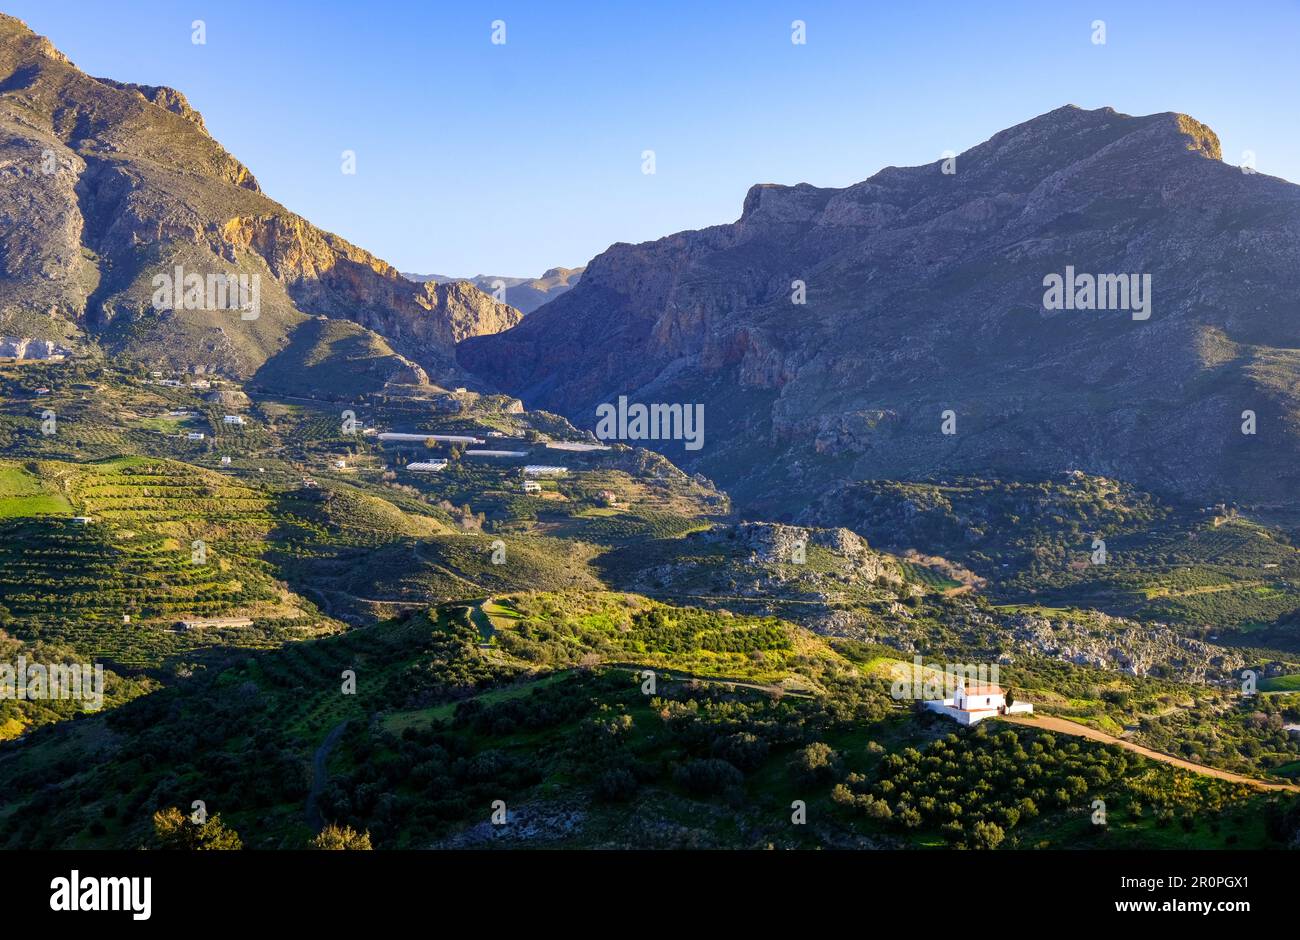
[402,267,584,314]
[0,13,518,386]
[460,105,1300,515]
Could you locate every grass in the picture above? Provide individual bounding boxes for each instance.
[0,463,72,517]
[901,561,961,591]
[380,672,570,733]
[1260,674,1300,692]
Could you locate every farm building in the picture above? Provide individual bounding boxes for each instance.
[378,432,483,444]
[523,465,568,477]
[924,682,1033,726]
[545,441,611,452]
[465,449,528,458]
[222,415,246,426]
[176,617,254,631]
[522,481,542,494]
[186,432,205,441]
[406,460,448,472]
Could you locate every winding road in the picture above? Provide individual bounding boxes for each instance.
[305,719,350,831]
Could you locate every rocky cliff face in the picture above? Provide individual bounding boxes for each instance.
[0,14,517,379]
[460,105,1300,513]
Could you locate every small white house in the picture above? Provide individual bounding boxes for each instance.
[222,415,245,426]
[522,480,542,494]
[924,682,1033,726]
[186,431,205,441]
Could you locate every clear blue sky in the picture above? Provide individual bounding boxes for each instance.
[9,0,1300,276]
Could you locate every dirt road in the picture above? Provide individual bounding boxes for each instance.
[998,714,1299,792]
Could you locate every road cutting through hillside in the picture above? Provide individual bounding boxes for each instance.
[998,714,1300,792]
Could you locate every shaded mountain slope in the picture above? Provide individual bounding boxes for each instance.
[460,106,1300,514]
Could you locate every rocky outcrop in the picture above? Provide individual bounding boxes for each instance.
[1005,610,1246,684]
[431,280,523,342]
[403,267,584,315]
[0,337,70,359]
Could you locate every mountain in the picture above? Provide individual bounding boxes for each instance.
[459,106,1300,516]
[403,267,584,314]
[0,14,518,381]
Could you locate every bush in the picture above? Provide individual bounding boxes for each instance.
[594,768,639,803]
[310,823,373,850]
[673,758,744,796]
[152,807,243,850]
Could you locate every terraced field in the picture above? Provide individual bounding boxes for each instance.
[0,459,325,665]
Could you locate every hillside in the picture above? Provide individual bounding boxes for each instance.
[459,106,1300,513]
[2,599,1292,850]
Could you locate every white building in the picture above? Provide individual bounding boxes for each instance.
[522,480,542,494]
[523,465,568,477]
[545,441,611,452]
[923,682,1033,726]
[465,449,528,458]
[378,432,483,444]
[406,460,448,472]
[222,415,245,426]
[186,431,205,441]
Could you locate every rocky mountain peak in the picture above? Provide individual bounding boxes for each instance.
[0,16,521,381]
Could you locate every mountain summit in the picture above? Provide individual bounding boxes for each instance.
[0,13,518,381]
[459,105,1300,514]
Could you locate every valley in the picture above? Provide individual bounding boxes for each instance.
[0,351,1297,851]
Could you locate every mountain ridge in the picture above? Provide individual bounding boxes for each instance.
[459,104,1300,515]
